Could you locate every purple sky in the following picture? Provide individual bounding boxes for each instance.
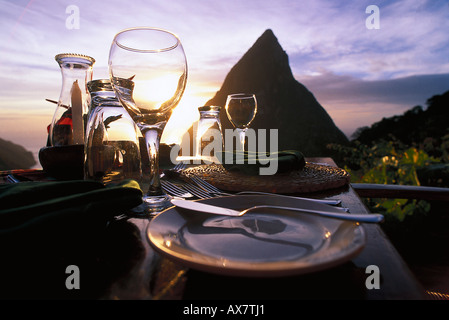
[1,0,449,161]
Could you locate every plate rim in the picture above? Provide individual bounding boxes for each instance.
[146,195,366,277]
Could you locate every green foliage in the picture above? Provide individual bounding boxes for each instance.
[360,147,437,186]
[438,133,449,163]
[329,140,441,222]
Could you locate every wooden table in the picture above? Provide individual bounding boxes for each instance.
[0,158,426,300]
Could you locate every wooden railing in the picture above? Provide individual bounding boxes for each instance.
[352,183,449,202]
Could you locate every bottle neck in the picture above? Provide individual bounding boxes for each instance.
[60,62,93,90]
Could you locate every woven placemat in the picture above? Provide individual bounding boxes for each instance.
[181,163,350,194]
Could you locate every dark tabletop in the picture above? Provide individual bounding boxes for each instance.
[0,158,426,300]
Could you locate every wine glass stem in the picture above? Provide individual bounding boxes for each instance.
[237,128,246,152]
[143,127,164,196]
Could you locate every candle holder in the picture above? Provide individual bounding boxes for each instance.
[40,53,95,180]
[49,53,95,146]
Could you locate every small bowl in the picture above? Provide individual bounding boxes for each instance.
[39,145,85,180]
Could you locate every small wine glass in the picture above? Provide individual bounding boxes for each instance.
[225,93,257,152]
[108,27,187,214]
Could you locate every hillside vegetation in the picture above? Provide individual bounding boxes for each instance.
[329,89,449,224]
[0,138,36,170]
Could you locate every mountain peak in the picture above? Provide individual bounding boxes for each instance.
[205,30,348,156]
[261,28,275,38]
[252,29,278,48]
[242,29,290,72]
[213,29,294,98]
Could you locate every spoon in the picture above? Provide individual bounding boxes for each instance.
[171,199,384,223]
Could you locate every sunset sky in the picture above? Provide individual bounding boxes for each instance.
[1,0,449,164]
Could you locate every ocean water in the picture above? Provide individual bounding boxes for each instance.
[30,146,43,169]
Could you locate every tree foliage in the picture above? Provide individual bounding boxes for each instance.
[328,90,449,222]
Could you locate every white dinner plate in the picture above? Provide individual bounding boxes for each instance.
[146,195,366,277]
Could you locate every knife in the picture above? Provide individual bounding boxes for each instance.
[170,199,384,223]
[172,199,243,216]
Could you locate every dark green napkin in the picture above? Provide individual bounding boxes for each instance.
[217,150,306,175]
[0,179,142,239]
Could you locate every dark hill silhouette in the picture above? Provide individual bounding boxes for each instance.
[353,89,449,157]
[0,138,36,170]
[202,29,348,156]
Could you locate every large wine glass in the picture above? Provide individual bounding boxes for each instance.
[225,93,257,152]
[108,27,187,214]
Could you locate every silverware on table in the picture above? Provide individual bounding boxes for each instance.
[187,175,342,206]
[179,182,350,212]
[162,163,344,210]
[160,162,187,179]
[6,174,21,183]
[181,182,213,199]
[171,199,384,223]
[161,180,194,198]
[5,174,32,183]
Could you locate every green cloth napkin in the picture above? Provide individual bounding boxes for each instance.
[0,179,142,239]
[217,150,306,175]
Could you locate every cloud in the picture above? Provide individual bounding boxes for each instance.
[285,0,449,79]
[297,71,449,137]
[1,0,449,145]
[298,71,449,106]
[3,0,449,84]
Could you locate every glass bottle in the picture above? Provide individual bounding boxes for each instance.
[84,79,142,185]
[49,53,95,146]
[195,105,224,164]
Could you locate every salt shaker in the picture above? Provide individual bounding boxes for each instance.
[84,79,142,184]
[195,105,224,163]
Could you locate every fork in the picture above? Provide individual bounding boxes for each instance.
[173,162,187,171]
[181,182,213,199]
[168,163,344,208]
[187,175,343,207]
[161,180,194,198]
[183,181,350,212]
[161,162,188,179]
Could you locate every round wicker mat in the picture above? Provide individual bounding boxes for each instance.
[181,162,350,194]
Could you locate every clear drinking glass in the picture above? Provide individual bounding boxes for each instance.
[84,79,142,185]
[108,27,187,213]
[225,93,257,152]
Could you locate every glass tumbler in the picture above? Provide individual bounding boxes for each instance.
[84,79,142,184]
[195,105,224,164]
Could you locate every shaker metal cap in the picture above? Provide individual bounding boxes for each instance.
[55,53,96,65]
[198,105,221,112]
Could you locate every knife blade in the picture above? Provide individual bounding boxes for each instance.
[171,199,243,216]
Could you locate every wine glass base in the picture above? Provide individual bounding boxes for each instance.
[128,194,173,217]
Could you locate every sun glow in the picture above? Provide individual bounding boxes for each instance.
[162,85,215,145]
[132,73,185,110]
